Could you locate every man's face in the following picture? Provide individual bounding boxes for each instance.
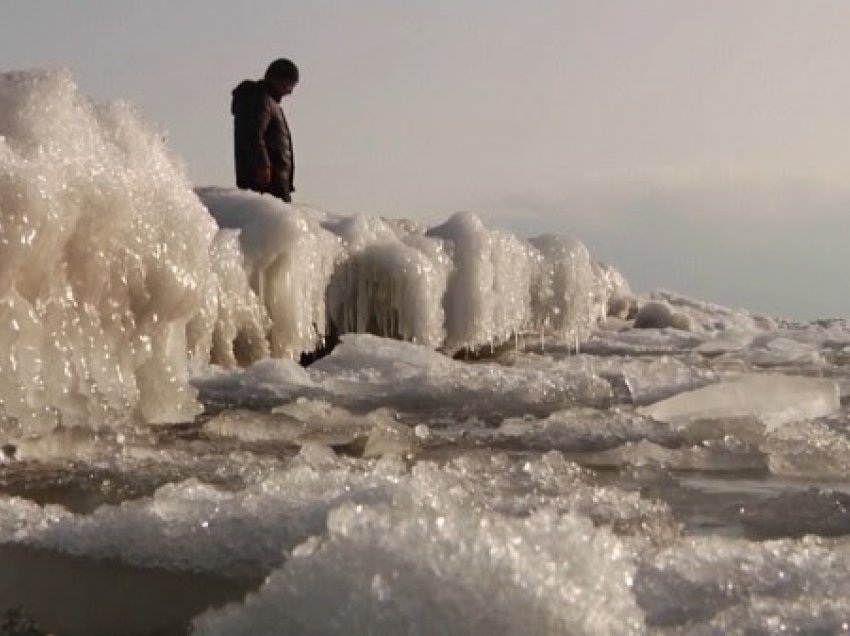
[268,77,297,100]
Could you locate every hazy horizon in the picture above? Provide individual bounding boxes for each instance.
[2,0,849,319]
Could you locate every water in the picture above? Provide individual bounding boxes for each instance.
[2,69,850,635]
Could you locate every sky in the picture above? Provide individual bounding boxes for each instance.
[2,0,849,319]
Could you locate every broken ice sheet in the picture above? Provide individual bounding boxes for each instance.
[638,373,840,432]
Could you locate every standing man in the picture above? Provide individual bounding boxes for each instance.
[231,58,299,202]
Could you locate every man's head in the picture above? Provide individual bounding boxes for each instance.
[264,58,299,100]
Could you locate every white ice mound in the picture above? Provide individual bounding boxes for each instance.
[0,69,215,433]
[196,188,342,358]
[639,373,840,430]
[0,68,624,432]
[427,211,536,351]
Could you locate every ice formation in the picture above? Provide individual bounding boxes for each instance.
[0,70,621,434]
[7,67,850,635]
[0,69,214,433]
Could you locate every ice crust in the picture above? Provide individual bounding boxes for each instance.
[0,70,619,434]
[194,333,614,416]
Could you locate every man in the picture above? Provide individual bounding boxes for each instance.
[231,58,299,202]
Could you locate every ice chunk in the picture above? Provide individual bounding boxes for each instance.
[620,357,717,405]
[694,329,755,355]
[650,290,778,332]
[639,373,840,430]
[740,336,824,368]
[193,497,643,636]
[308,334,614,416]
[763,419,850,479]
[202,409,307,444]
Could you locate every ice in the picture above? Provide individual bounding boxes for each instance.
[0,70,623,435]
[187,229,271,368]
[193,333,614,417]
[582,326,707,356]
[0,448,399,580]
[733,335,826,369]
[649,291,778,333]
[634,301,694,331]
[6,66,850,635]
[0,69,213,433]
[634,535,850,633]
[194,505,643,636]
[763,419,850,479]
[694,330,755,355]
[325,214,450,347]
[193,456,645,636]
[197,188,342,358]
[529,233,607,341]
[427,212,535,351]
[639,373,840,431]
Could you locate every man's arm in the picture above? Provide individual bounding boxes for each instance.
[235,95,273,188]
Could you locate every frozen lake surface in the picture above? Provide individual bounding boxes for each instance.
[4,323,850,635]
[2,69,850,635]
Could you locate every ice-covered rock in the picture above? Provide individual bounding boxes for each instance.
[197,188,342,358]
[325,215,450,348]
[634,301,693,331]
[529,234,602,340]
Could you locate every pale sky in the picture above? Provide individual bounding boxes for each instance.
[2,0,849,319]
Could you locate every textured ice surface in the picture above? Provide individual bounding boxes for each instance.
[192,452,647,636]
[0,69,212,432]
[635,535,850,634]
[193,502,643,636]
[196,188,342,358]
[194,334,614,417]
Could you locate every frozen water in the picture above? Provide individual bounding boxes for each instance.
[194,333,614,418]
[193,500,643,636]
[0,70,625,434]
[639,374,840,431]
[197,188,342,359]
[3,68,850,635]
[0,69,213,433]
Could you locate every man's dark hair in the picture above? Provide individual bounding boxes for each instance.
[265,58,299,83]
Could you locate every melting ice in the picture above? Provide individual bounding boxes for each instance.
[2,69,850,635]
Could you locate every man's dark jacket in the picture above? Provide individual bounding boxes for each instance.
[231,80,294,201]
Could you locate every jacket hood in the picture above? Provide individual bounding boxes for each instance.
[231,80,262,114]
